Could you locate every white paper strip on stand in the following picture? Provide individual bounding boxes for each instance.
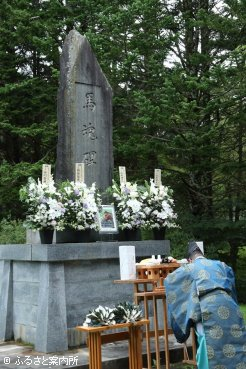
[119,246,136,280]
[196,241,204,254]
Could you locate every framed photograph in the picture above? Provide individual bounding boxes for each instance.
[97,205,118,233]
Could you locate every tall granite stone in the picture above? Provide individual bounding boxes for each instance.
[56,30,113,189]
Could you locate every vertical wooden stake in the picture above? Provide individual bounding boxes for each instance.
[42,164,52,184]
[75,163,85,183]
[154,169,162,187]
[119,166,127,184]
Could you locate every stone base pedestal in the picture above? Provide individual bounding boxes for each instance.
[0,240,170,353]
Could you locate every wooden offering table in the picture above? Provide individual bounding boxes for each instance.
[136,262,180,287]
[76,319,149,369]
[115,263,196,369]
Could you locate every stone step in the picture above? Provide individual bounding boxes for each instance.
[0,338,192,369]
[0,343,32,356]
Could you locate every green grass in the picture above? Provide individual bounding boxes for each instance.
[240,304,246,322]
[15,338,34,348]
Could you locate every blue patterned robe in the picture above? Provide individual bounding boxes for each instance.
[164,258,246,369]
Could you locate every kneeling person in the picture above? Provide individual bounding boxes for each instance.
[164,242,246,369]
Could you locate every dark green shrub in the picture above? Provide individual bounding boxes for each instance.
[236,247,246,303]
[0,219,25,244]
[165,227,194,259]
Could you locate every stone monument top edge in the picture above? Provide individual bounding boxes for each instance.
[56,29,113,187]
[61,30,112,92]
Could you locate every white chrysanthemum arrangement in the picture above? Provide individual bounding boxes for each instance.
[20,177,100,231]
[59,181,100,231]
[112,180,147,230]
[20,176,177,232]
[142,179,177,229]
[111,178,177,231]
[19,177,65,231]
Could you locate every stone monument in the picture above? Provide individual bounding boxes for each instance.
[56,30,113,189]
[0,31,171,354]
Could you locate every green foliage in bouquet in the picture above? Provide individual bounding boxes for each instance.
[114,301,143,323]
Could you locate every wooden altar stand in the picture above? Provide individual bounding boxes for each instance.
[76,319,149,369]
[115,263,197,369]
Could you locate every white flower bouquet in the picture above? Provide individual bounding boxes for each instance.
[112,180,147,230]
[19,177,65,230]
[83,302,143,327]
[58,181,100,231]
[142,179,177,229]
[20,178,101,232]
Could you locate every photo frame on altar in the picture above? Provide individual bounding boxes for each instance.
[97,205,118,233]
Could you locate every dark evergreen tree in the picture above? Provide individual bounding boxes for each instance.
[0,0,245,271]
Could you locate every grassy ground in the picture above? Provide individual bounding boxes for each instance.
[236,247,246,303]
[240,304,246,321]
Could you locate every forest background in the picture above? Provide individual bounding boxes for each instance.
[0,0,245,301]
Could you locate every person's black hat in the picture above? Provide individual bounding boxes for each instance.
[187,241,204,259]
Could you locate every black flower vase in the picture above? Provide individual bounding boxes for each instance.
[120,228,142,241]
[56,228,94,243]
[39,229,54,244]
[153,227,166,240]
[56,228,79,243]
[76,229,93,243]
